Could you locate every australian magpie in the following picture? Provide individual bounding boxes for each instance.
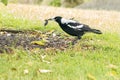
[45,16,102,39]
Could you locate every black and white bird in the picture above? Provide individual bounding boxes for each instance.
[44,16,102,39]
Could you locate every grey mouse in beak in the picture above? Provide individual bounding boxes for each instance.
[44,18,55,26]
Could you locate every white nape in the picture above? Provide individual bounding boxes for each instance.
[61,18,76,24]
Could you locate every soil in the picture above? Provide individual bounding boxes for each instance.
[0,30,77,53]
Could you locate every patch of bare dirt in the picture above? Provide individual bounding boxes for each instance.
[0,30,76,53]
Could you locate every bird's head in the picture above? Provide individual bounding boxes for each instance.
[47,16,62,22]
[44,16,62,26]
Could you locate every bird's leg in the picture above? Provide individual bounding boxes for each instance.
[77,36,81,40]
[72,39,77,45]
[72,36,81,45]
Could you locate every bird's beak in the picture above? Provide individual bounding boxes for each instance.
[47,18,55,21]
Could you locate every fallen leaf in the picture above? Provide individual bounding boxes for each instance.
[5,47,14,54]
[11,68,17,71]
[41,55,46,59]
[39,34,48,38]
[42,60,51,64]
[30,48,40,53]
[39,69,52,73]
[87,73,96,80]
[0,32,6,35]
[24,69,29,74]
[27,61,33,66]
[52,33,56,37]
[7,33,11,36]
[41,55,51,64]
[107,64,118,70]
[31,40,46,46]
[107,70,117,77]
[46,30,54,35]
[45,48,57,54]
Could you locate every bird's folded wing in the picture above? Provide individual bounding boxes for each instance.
[67,22,84,30]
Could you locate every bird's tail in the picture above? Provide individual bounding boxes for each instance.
[90,29,102,34]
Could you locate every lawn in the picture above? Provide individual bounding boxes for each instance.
[0,3,120,80]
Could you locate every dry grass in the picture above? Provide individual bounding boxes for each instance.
[1,3,120,33]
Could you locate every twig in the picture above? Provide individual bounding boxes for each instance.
[0,29,23,33]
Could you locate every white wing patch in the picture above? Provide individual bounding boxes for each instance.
[76,25,84,28]
[61,18,76,24]
[68,24,84,30]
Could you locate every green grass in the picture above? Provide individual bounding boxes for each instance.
[0,5,120,80]
[0,12,41,30]
[0,11,62,32]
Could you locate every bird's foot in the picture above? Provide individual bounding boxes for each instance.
[72,37,81,45]
[77,36,81,40]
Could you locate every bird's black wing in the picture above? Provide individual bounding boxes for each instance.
[67,22,81,26]
[67,22,84,30]
[67,22,92,32]
[81,24,92,31]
